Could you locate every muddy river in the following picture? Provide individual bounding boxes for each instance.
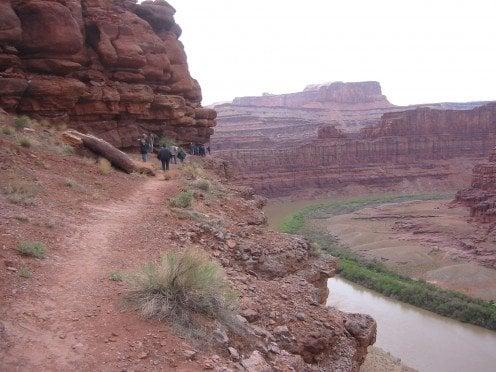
[265,198,496,372]
[327,277,496,372]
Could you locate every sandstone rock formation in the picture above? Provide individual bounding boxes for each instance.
[212,81,487,152]
[0,0,216,148]
[233,81,392,109]
[218,103,496,196]
[457,147,496,223]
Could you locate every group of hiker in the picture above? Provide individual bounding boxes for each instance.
[138,134,210,171]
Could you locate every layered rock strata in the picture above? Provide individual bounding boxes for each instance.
[212,82,487,151]
[457,147,496,223]
[218,103,496,196]
[0,0,216,147]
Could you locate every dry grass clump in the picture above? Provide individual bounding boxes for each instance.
[1,126,14,136]
[124,249,237,334]
[18,266,32,278]
[109,271,124,282]
[97,158,112,175]
[191,178,210,192]
[17,136,32,148]
[14,116,31,130]
[3,179,39,206]
[17,241,46,259]
[180,162,206,180]
[169,190,193,208]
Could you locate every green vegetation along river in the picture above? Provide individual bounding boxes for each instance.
[265,194,496,371]
[265,194,496,330]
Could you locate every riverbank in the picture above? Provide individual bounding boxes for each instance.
[329,277,496,372]
[274,194,496,330]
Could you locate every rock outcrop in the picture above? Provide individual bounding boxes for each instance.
[233,81,392,109]
[218,103,496,196]
[0,0,216,148]
[212,81,487,152]
[457,147,496,223]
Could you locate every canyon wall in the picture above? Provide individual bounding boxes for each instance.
[212,81,487,151]
[232,81,392,109]
[0,0,216,148]
[218,103,496,196]
[457,147,496,223]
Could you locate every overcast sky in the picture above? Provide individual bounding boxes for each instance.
[170,1,496,106]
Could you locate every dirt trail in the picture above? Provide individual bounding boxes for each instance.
[1,177,184,371]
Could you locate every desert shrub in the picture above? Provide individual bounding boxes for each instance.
[109,271,124,282]
[3,179,39,205]
[64,178,81,189]
[18,266,32,278]
[170,191,193,208]
[17,241,46,259]
[14,116,31,130]
[158,136,177,147]
[17,136,32,148]
[1,126,13,135]
[124,249,237,333]
[180,162,205,180]
[192,178,210,192]
[58,144,75,156]
[97,158,112,175]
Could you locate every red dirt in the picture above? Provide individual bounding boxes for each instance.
[0,126,376,371]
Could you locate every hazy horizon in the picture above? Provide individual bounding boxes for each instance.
[169,1,496,106]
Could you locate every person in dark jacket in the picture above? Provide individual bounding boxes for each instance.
[139,134,149,162]
[157,146,172,171]
[177,147,187,163]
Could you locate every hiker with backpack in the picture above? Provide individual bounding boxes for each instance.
[139,134,150,162]
[177,147,187,163]
[157,145,172,171]
[170,145,179,164]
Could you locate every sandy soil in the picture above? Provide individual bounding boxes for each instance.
[361,346,417,372]
[1,173,209,370]
[319,200,496,300]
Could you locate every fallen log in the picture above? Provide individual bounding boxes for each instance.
[62,130,155,176]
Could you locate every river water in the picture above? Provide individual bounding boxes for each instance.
[327,277,496,372]
[264,199,496,372]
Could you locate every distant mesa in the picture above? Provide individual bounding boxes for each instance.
[231,81,392,109]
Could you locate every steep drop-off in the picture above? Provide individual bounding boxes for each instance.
[0,114,376,370]
[218,103,496,196]
[457,147,496,223]
[0,0,216,147]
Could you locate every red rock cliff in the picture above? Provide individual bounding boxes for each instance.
[232,81,392,109]
[457,147,496,223]
[219,103,496,196]
[0,0,216,147]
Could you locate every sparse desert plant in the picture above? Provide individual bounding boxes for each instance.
[14,215,29,223]
[17,136,32,148]
[180,162,205,180]
[3,179,39,206]
[18,266,32,278]
[109,271,124,282]
[169,190,193,208]
[124,249,237,333]
[192,178,210,192]
[59,144,75,156]
[1,126,14,135]
[97,158,112,175]
[158,136,177,147]
[17,241,46,259]
[64,178,80,189]
[14,116,31,130]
